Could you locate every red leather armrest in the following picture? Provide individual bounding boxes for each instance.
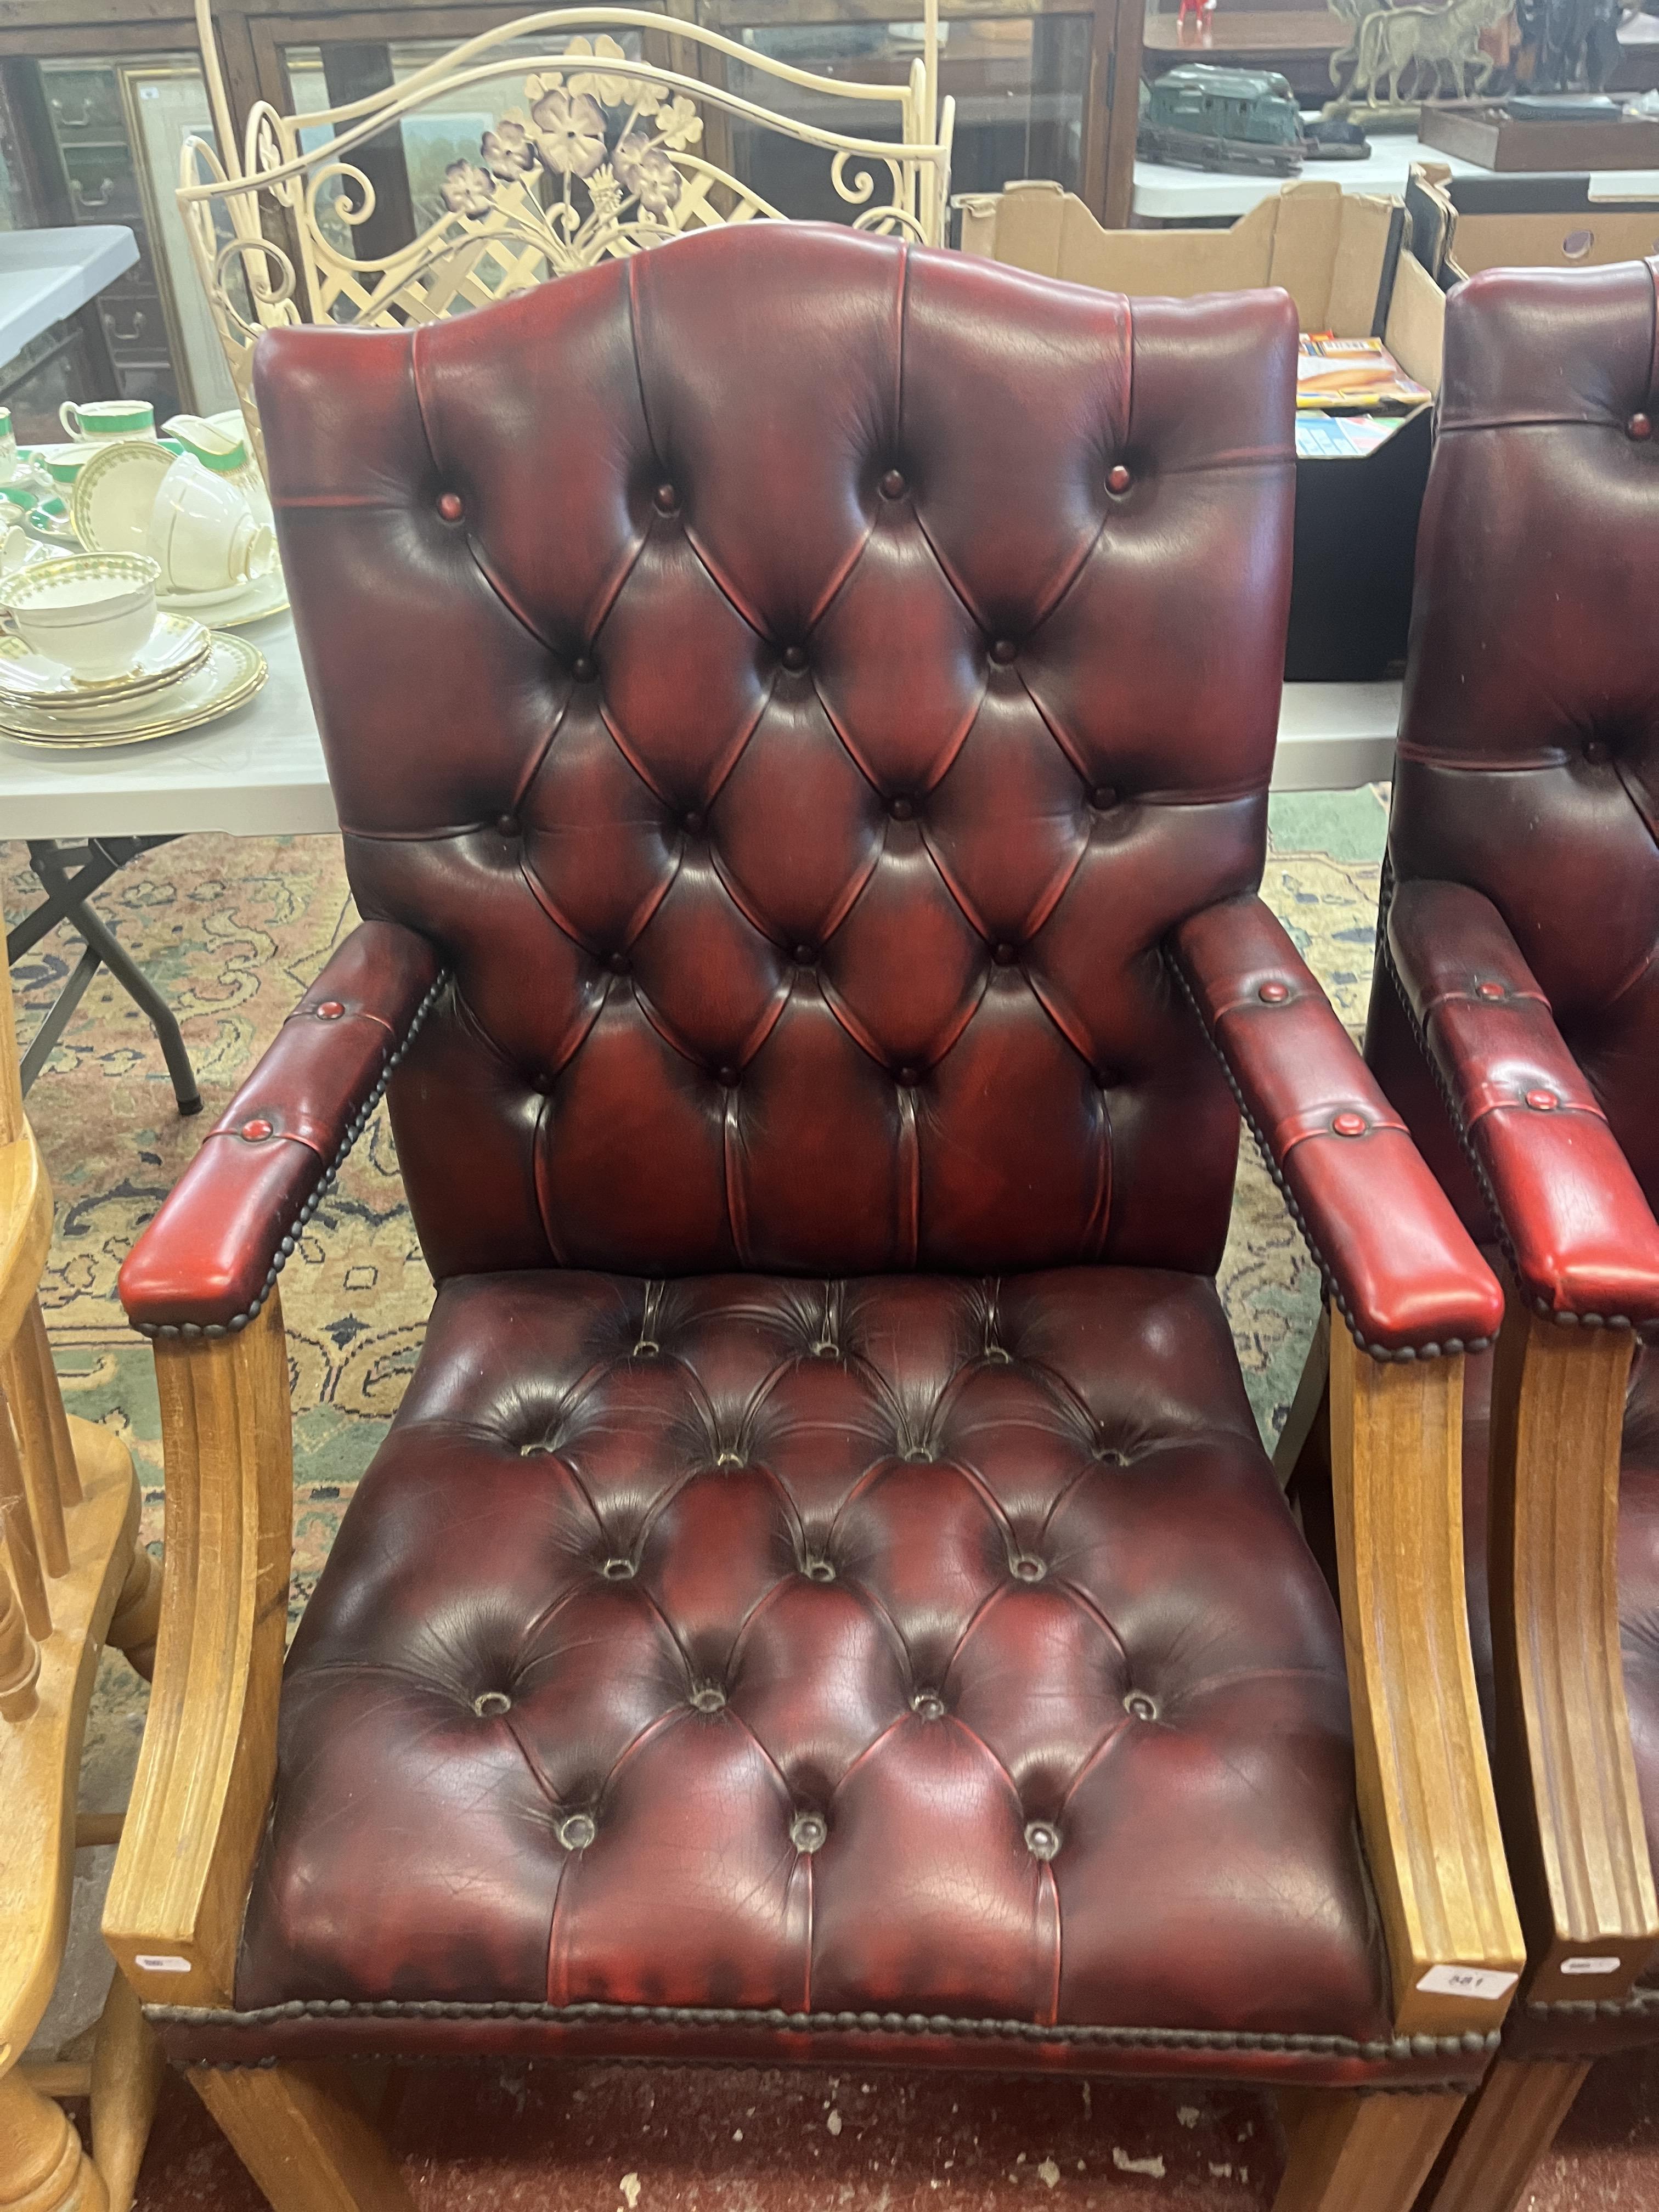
[1173,898,1504,1358]
[118,921,443,1335]
[1385,878,1659,1330]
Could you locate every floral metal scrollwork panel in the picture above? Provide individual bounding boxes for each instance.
[177,2,955,476]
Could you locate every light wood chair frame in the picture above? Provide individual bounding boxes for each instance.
[1,979,165,2212]
[1419,1288,1659,2212]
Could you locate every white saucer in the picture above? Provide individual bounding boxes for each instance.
[0,613,211,709]
[159,564,288,628]
[0,631,267,748]
[71,437,174,557]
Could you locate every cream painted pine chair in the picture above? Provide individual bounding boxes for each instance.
[0,970,164,2212]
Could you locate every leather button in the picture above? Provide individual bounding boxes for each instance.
[1331,1111,1367,1137]
[600,1557,635,1581]
[1526,1088,1559,1111]
[652,483,680,515]
[496,813,517,837]
[239,1118,273,1142]
[1124,1691,1159,1723]
[607,951,630,975]
[1011,1554,1046,1583]
[911,1690,946,1722]
[315,1000,345,1020]
[902,1444,934,1464]
[572,656,595,682]
[1584,739,1610,765]
[989,638,1019,665]
[1093,1442,1127,1464]
[690,1684,726,1714]
[804,1558,836,1583]
[682,810,706,837]
[528,1073,551,1096]
[557,1812,596,1852]
[879,469,907,500]
[472,1690,512,1717]
[793,943,816,966]
[1107,463,1133,495]
[1024,1820,1061,1861]
[1476,980,1506,1000]
[1258,981,1289,1004]
[1089,785,1119,811]
[436,490,464,521]
[791,1812,828,1853]
[1629,412,1652,441]
[716,1065,739,1087]
[895,1066,918,1088]
[888,795,914,822]
[781,644,808,672]
[992,941,1018,966]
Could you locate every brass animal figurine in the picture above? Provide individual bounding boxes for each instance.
[1350,0,1512,108]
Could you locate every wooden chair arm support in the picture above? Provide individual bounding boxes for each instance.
[0,1123,53,1367]
[103,1295,293,2011]
[1329,1312,1525,2036]
[1485,1291,1659,2001]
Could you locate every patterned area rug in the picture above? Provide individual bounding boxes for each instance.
[5,788,1387,2054]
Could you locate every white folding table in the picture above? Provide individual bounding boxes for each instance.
[1133,139,1659,224]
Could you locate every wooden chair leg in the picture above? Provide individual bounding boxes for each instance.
[190,2061,415,2212]
[89,1974,165,2212]
[1272,2088,1463,2212]
[1420,2058,1588,2212]
[0,2070,107,2212]
[103,1548,160,1684]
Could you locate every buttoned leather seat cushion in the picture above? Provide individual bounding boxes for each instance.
[1459,1340,1659,2059]
[227,1265,1409,2075]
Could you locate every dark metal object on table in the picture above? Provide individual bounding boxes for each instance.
[5,836,200,1111]
[1304,114,1373,157]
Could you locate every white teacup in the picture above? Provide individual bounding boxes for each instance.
[0,553,159,680]
[148,455,274,597]
[60,399,156,443]
[0,527,44,576]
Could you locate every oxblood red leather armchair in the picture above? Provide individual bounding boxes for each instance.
[1361,258,1659,2212]
[103,225,1518,2212]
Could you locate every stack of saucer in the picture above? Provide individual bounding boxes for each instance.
[0,553,267,749]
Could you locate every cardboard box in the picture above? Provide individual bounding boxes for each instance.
[1407,159,1659,279]
[957,178,1446,681]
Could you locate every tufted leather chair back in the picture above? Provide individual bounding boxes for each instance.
[1366,259,1659,1226]
[256,225,1297,1284]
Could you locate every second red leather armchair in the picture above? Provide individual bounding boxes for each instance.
[1362,255,1659,2212]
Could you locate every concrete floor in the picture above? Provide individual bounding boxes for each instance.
[116,2043,1658,2209]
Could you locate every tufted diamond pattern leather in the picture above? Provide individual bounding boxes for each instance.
[235,1268,1393,2059]
[256,224,1297,1284]
[1367,261,1659,2061]
[1367,258,1659,1243]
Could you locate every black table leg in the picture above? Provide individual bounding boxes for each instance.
[7,836,201,1116]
